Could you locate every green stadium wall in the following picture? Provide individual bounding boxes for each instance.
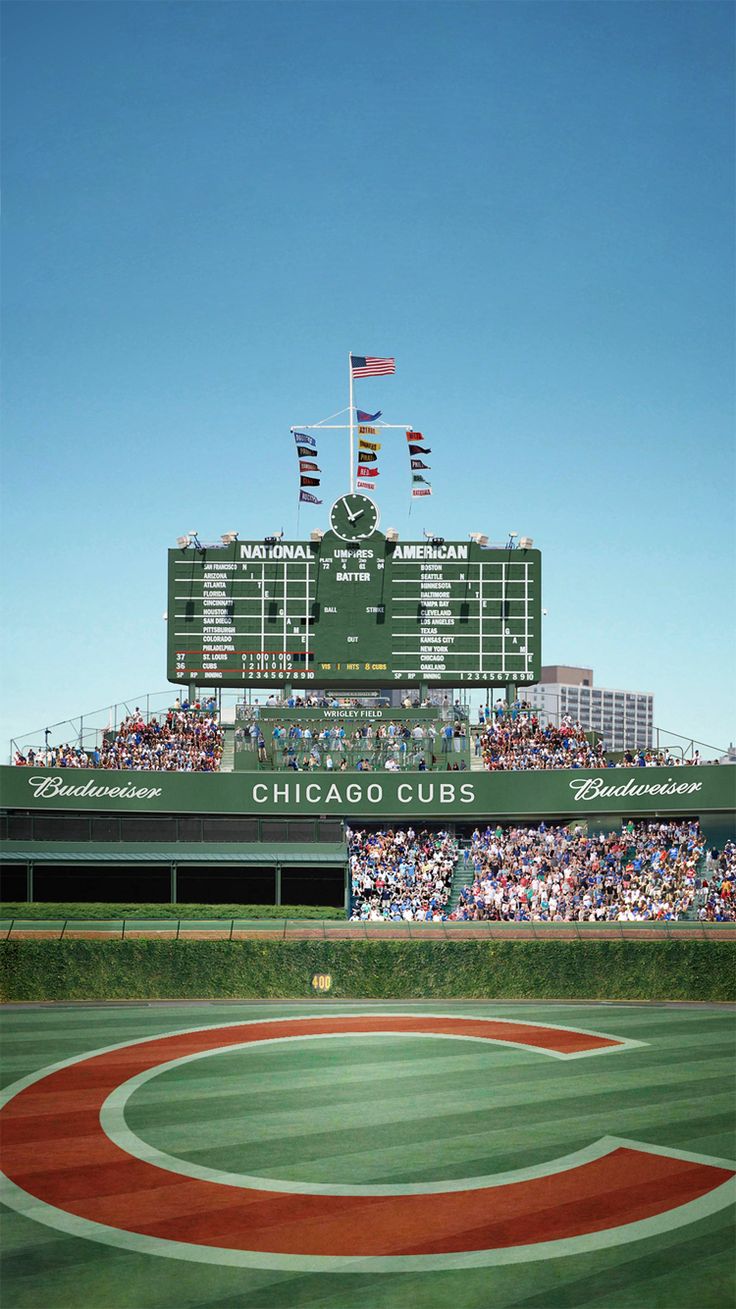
[2,763,734,821]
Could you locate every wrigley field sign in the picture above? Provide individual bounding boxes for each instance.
[1,764,733,821]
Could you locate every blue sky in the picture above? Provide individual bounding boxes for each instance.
[2,1,734,755]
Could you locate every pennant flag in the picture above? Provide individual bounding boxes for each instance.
[299,460,320,473]
[300,475,321,487]
[406,430,424,443]
[358,425,380,437]
[411,459,429,469]
[357,481,376,491]
[357,409,382,422]
[412,474,431,485]
[357,465,379,478]
[357,450,378,463]
[409,444,431,456]
[412,487,432,497]
[293,432,317,447]
[358,438,381,452]
[351,355,395,378]
[299,490,322,504]
[296,445,316,459]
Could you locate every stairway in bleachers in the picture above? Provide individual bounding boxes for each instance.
[448,844,475,913]
[219,725,235,773]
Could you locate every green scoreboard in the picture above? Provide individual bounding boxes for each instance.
[168,500,541,688]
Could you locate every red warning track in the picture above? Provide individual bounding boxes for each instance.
[1,1016,732,1257]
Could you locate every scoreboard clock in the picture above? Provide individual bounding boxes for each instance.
[329,494,380,542]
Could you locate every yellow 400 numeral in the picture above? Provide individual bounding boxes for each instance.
[311,974,332,992]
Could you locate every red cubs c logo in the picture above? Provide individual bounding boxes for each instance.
[1,1015,733,1269]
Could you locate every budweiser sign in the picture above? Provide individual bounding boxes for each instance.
[569,776,703,802]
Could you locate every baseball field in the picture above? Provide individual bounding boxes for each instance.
[1,999,734,1308]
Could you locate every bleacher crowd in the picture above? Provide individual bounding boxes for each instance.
[251,718,468,772]
[349,827,458,921]
[476,708,696,770]
[345,820,733,923]
[13,704,223,773]
[478,712,607,770]
[13,697,709,775]
[452,819,732,921]
[700,840,736,922]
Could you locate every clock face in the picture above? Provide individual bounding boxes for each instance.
[329,493,380,542]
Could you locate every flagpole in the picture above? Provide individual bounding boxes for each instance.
[348,352,354,494]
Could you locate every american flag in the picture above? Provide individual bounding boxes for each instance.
[350,355,395,378]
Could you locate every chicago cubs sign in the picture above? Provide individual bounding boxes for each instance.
[1,1015,733,1270]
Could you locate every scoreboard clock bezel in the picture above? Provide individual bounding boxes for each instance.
[329,494,380,542]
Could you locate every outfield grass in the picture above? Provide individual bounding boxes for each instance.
[1,1000,734,1309]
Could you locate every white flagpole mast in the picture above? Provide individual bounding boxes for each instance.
[348,352,355,493]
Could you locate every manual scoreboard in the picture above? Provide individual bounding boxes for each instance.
[168,514,541,688]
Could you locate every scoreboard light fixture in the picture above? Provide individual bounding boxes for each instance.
[469,533,489,547]
[310,529,324,543]
[221,531,239,545]
[519,536,534,549]
[506,531,519,549]
[385,527,399,542]
[264,530,284,545]
[423,529,445,545]
[181,531,205,554]
[176,536,189,548]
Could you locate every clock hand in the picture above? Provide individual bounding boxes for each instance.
[348,509,365,523]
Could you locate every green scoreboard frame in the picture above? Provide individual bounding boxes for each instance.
[167,532,541,688]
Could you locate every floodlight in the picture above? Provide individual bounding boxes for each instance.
[176,536,189,548]
[310,529,324,543]
[385,528,399,542]
[264,530,284,545]
[519,536,534,549]
[221,531,239,544]
[469,533,488,547]
[423,529,445,545]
